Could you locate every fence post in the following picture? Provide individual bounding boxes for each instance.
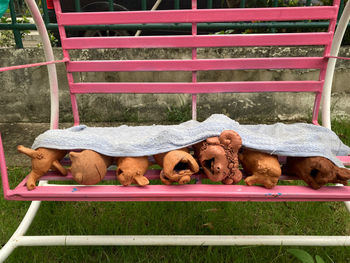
[141,0,147,10]
[74,0,81,12]
[108,0,114,11]
[9,0,23,48]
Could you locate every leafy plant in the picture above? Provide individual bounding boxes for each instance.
[48,31,59,47]
[287,249,329,263]
[166,105,191,122]
[0,15,30,47]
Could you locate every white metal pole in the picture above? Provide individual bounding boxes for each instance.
[322,1,350,130]
[15,235,350,247]
[344,200,350,213]
[0,181,48,262]
[0,1,56,262]
[0,200,41,263]
[24,0,59,130]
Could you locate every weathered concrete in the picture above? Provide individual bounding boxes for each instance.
[0,46,349,124]
[0,46,349,165]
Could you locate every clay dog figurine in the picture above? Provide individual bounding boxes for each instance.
[69,150,113,185]
[282,156,350,189]
[154,148,199,185]
[193,130,242,184]
[239,148,281,189]
[116,156,150,186]
[17,145,67,190]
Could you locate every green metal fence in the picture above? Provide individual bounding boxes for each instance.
[0,0,347,48]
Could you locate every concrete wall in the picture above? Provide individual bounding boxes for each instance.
[1,46,350,124]
[0,46,349,165]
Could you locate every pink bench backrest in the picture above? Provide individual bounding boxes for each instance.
[52,0,341,125]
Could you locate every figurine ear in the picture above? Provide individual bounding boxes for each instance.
[134,175,149,186]
[219,130,242,147]
[69,151,79,160]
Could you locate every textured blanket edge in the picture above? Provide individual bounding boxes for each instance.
[32,114,350,167]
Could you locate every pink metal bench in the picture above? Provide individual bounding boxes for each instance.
[1,0,350,260]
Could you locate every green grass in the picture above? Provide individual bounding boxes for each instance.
[0,120,350,262]
[332,119,350,147]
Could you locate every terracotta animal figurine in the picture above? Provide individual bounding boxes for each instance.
[154,148,199,185]
[239,148,281,189]
[116,156,150,186]
[282,156,350,189]
[17,145,67,190]
[69,150,113,185]
[193,130,242,184]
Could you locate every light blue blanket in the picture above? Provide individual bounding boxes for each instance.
[32,114,350,167]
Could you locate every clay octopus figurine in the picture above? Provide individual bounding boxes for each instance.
[116,156,150,186]
[193,130,242,184]
[154,148,199,185]
[69,150,113,185]
[17,145,67,190]
[238,148,281,189]
[282,156,350,189]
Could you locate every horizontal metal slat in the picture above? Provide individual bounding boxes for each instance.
[57,6,337,25]
[337,156,350,165]
[69,81,323,94]
[67,57,325,72]
[62,33,332,49]
[8,184,350,202]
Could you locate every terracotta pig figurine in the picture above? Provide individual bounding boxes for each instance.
[239,148,281,189]
[17,145,67,190]
[154,148,199,185]
[193,130,242,184]
[69,150,113,185]
[282,156,350,189]
[116,156,150,186]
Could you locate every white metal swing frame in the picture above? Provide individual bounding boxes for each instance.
[1,0,350,261]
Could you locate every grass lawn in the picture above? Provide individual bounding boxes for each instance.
[0,119,350,263]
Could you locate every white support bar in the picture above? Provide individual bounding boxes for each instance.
[24,0,59,130]
[15,235,350,247]
[322,0,350,130]
[0,201,41,263]
[344,201,350,213]
[0,2,59,260]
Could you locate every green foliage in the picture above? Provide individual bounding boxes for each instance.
[288,249,315,263]
[0,21,13,47]
[315,255,326,263]
[332,118,350,146]
[0,15,30,47]
[166,105,192,122]
[287,249,329,263]
[47,31,59,47]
